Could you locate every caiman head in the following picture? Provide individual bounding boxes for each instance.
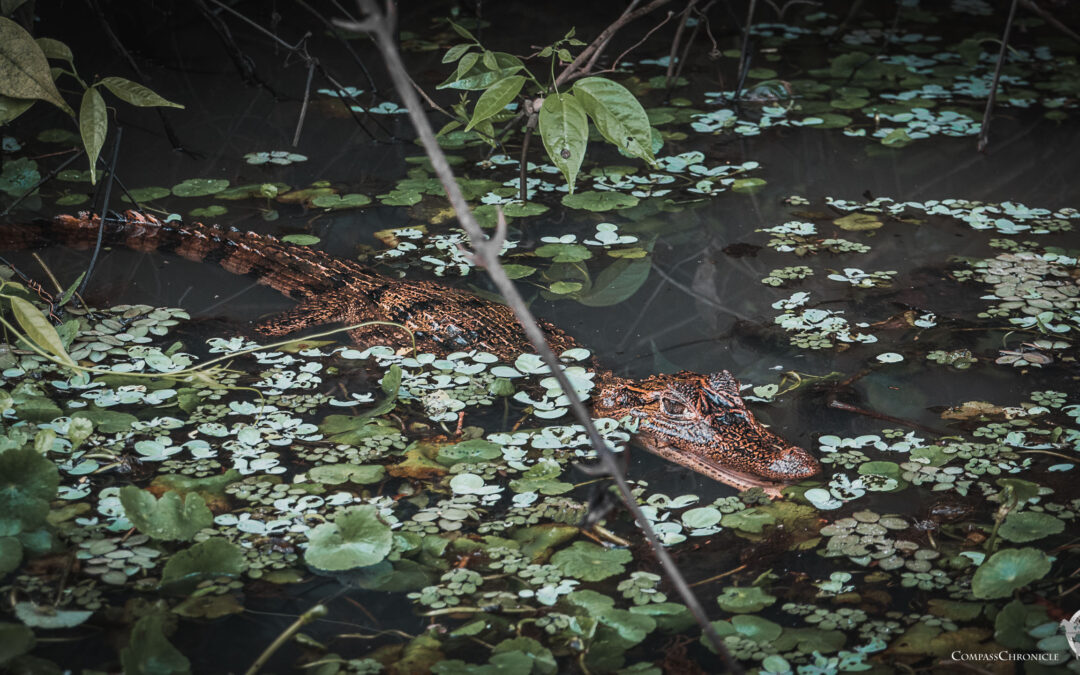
[594,370,820,493]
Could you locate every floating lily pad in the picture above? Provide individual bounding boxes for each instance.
[308,463,386,485]
[551,541,631,581]
[161,537,246,590]
[281,234,320,246]
[998,511,1064,543]
[0,448,59,538]
[561,190,639,212]
[119,487,212,541]
[305,505,393,571]
[171,178,229,197]
[972,548,1051,599]
[717,586,777,613]
[311,193,372,209]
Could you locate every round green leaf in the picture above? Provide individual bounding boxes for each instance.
[161,537,246,587]
[305,505,393,571]
[999,511,1064,543]
[120,487,213,541]
[972,548,1052,599]
[0,448,60,538]
[0,622,34,666]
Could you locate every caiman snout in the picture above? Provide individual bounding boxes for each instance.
[763,443,821,481]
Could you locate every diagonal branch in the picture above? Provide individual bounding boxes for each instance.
[337,2,739,671]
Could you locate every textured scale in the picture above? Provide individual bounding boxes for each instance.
[1,211,820,491]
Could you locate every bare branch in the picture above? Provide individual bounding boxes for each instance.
[338,2,740,670]
[554,0,674,87]
[977,0,1020,153]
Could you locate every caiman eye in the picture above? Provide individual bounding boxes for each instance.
[661,399,687,416]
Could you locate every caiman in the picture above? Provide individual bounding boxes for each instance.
[1,210,821,492]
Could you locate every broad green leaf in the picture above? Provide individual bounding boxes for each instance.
[119,487,213,541]
[34,38,72,63]
[120,614,191,675]
[9,295,75,366]
[538,92,588,192]
[280,234,320,246]
[310,193,372,210]
[79,87,107,184]
[98,76,183,108]
[305,505,393,571]
[0,17,73,116]
[120,186,172,203]
[572,76,656,166]
[467,75,525,131]
[437,439,503,466]
[0,94,33,125]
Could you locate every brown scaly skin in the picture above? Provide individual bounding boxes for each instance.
[2,211,821,492]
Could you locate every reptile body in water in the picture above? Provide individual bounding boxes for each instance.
[1,211,821,492]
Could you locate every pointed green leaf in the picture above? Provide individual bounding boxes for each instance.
[8,295,75,366]
[442,43,473,64]
[98,76,184,108]
[79,87,107,184]
[466,75,525,131]
[0,17,73,116]
[447,19,477,42]
[572,76,656,166]
[538,92,588,193]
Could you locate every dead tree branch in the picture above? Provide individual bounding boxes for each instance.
[337,2,739,671]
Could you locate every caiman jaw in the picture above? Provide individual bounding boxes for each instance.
[594,370,821,494]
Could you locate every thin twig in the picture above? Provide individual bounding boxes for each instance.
[244,604,328,675]
[338,3,740,671]
[79,128,123,296]
[519,111,538,202]
[734,0,758,101]
[293,61,316,146]
[977,0,1020,153]
[665,0,699,87]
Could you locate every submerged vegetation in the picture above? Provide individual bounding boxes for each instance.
[0,0,1079,673]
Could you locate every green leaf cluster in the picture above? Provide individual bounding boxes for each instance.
[0,17,182,183]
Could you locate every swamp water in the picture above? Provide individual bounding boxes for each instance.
[1,1,1079,673]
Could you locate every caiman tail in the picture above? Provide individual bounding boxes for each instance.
[0,210,385,300]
